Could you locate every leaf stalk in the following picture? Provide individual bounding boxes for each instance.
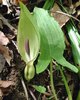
[59,66,72,100]
[50,60,58,100]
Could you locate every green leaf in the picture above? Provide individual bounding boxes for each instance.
[32,85,46,93]
[17,2,40,63]
[43,0,54,10]
[33,8,78,73]
[66,22,80,65]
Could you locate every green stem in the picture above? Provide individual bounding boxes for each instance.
[59,67,72,100]
[77,67,80,99]
[50,61,58,100]
[43,0,54,10]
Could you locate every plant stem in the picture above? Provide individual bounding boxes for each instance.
[50,61,58,100]
[21,77,29,100]
[43,0,54,10]
[59,67,72,100]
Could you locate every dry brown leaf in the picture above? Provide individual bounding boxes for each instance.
[0,44,12,65]
[0,31,9,45]
[0,80,15,96]
[0,89,3,100]
[51,3,69,27]
[0,80,15,88]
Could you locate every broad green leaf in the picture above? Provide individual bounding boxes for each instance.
[33,8,78,73]
[17,2,40,63]
[32,85,46,93]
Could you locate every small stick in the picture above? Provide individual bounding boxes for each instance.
[21,77,29,100]
[0,14,17,35]
[29,90,37,100]
[56,11,80,23]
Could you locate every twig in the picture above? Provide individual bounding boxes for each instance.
[55,11,80,23]
[21,77,29,100]
[29,90,37,100]
[0,14,17,35]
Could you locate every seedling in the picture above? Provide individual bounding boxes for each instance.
[17,2,78,81]
[17,2,79,99]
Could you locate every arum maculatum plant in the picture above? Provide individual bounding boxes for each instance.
[17,2,40,81]
[17,2,78,81]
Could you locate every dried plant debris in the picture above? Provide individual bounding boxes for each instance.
[0,80,15,89]
[0,14,17,34]
[0,80,15,98]
[51,3,70,27]
[0,31,9,45]
[0,44,13,65]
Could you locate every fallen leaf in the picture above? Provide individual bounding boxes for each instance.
[0,80,15,88]
[0,80,15,96]
[0,89,3,100]
[51,3,69,27]
[0,31,9,45]
[0,44,13,65]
